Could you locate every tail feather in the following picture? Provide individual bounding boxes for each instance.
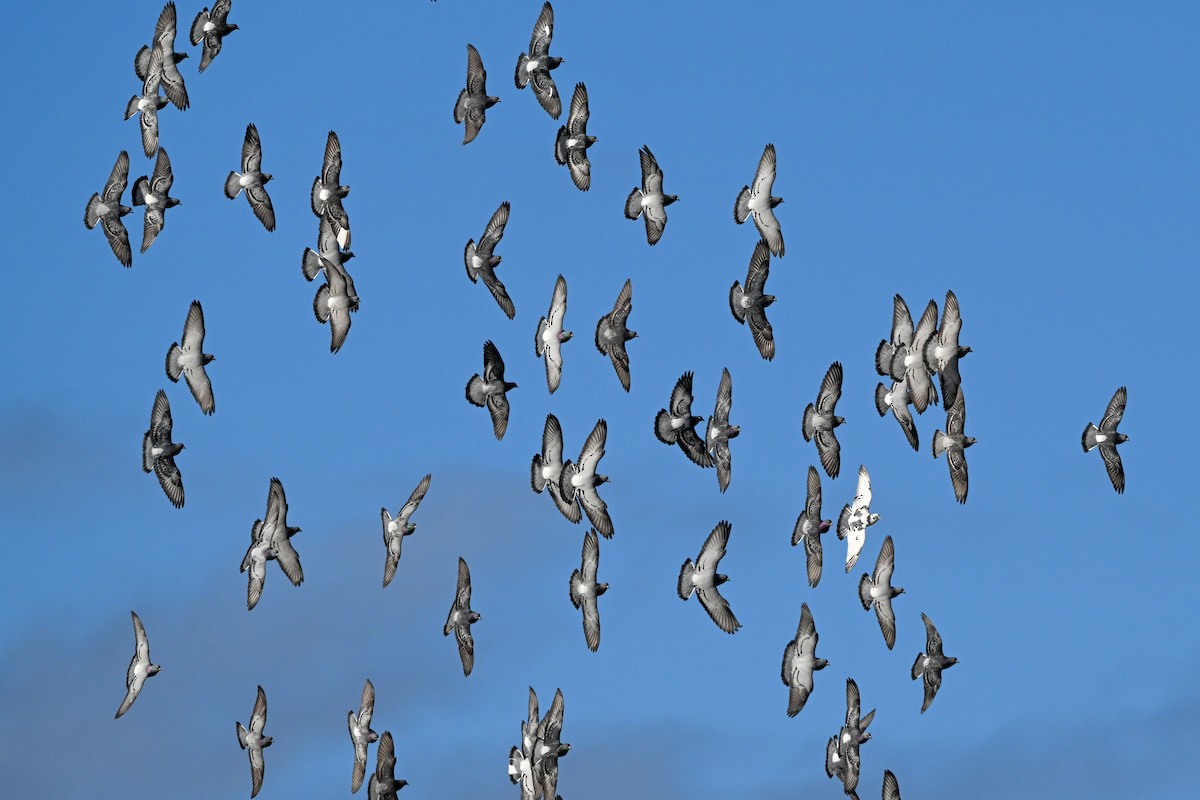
[624,188,643,220]
[802,404,815,442]
[860,708,876,732]
[224,171,242,199]
[134,45,152,81]
[558,461,578,500]
[932,429,948,458]
[125,95,140,120]
[84,194,102,229]
[514,53,530,88]
[131,176,150,207]
[141,431,154,472]
[837,504,851,540]
[189,9,208,45]
[911,653,925,680]
[1082,423,1099,452]
[875,340,894,377]
[530,455,546,493]
[654,410,678,445]
[465,374,487,407]
[729,282,747,323]
[301,249,325,281]
[534,317,548,356]
[454,88,469,123]
[858,574,874,610]
[569,569,583,608]
[733,185,751,224]
[313,284,331,323]
[165,343,183,381]
[874,383,889,417]
[677,559,696,599]
[463,240,478,282]
[554,126,569,165]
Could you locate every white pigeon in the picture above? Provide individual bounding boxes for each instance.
[535,274,572,393]
[837,466,880,572]
[115,611,161,718]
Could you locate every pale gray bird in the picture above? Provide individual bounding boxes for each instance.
[302,216,358,297]
[164,300,215,415]
[678,520,740,634]
[466,340,517,439]
[368,731,407,799]
[464,201,515,319]
[236,686,272,799]
[347,679,379,793]
[444,557,481,676]
[507,688,540,799]
[132,147,180,253]
[555,82,595,190]
[883,770,901,800]
[115,611,161,718]
[190,1,238,72]
[932,388,974,504]
[874,378,918,452]
[923,290,971,408]
[311,130,351,250]
[536,274,572,394]
[875,294,939,413]
[142,389,184,508]
[838,678,876,796]
[532,413,580,524]
[825,737,860,800]
[706,368,740,492]
[858,535,904,649]
[837,465,880,573]
[559,418,612,537]
[313,254,359,353]
[84,150,133,268]
[225,123,275,232]
[124,71,168,159]
[135,3,189,110]
[381,474,432,587]
[625,145,678,245]
[791,466,831,588]
[534,688,570,799]
[241,477,303,610]
[1082,386,1128,494]
[733,143,784,257]
[912,613,958,713]
[729,239,776,360]
[514,2,563,119]
[780,602,827,717]
[803,361,844,479]
[654,370,713,468]
[594,278,636,391]
[569,529,607,652]
[455,44,500,145]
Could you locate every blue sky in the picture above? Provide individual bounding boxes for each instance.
[1,1,1198,797]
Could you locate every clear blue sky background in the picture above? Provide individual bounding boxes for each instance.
[1,1,1197,797]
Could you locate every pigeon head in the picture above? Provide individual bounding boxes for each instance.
[1115,433,1129,444]
[963,436,976,448]
[689,414,704,428]
[227,23,240,32]
[664,194,680,206]
[173,52,190,64]
[585,135,598,146]
[260,735,274,748]
[762,294,777,308]
[867,513,881,525]
[504,381,519,392]
[367,730,379,744]
[596,582,609,595]
[467,611,482,624]
[337,185,350,198]
[814,658,829,671]
[859,731,873,744]
[715,573,730,586]
[957,346,972,358]
[202,354,216,365]
[119,205,133,217]
[261,173,274,184]
[944,657,959,669]
[166,197,182,209]
[341,250,356,262]
[770,196,784,208]
[286,525,301,538]
[560,330,574,343]
[396,780,409,789]
[725,424,741,439]
[833,416,846,427]
[486,96,502,108]
[596,473,610,486]
[148,664,162,676]
[403,522,417,535]
[547,56,564,69]
[557,743,572,756]
[893,586,906,597]
[625,329,638,341]
[818,519,831,534]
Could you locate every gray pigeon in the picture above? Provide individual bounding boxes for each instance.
[706,368,740,492]
[531,413,581,524]
[466,340,517,440]
[514,2,563,119]
[236,686,272,799]
[302,215,357,286]
[594,279,636,391]
[678,520,740,634]
[313,254,359,353]
[124,71,168,159]
[559,418,613,537]
[347,679,378,793]
[84,151,133,268]
[625,145,678,246]
[654,371,712,468]
[135,3,189,110]
[874,378,918,451]
[132,147,180,253]
[875,294,939,413]
[240,478,303,610]
[825,737,860,800]
[912,612,958,713]
[803,361,844,479]
[311,130,351,250]
[837,465,880,573]
[569,528,607,652]
[533,688,570,799]
[190,1,237,72]
[164,300,215,415]
[455,44,500,145]
[381,474,432,588]
[535,274,572,394]
[857,535,903,649]
[508,688,541,800]
[443,557,481,676]
[368,731,407,799]
[932,388,974,504]
[142,389,184,507]
[780,602,827,717]
[729,239,776,360]
[733,143,784,257]
[922,290,971,408]
[464,201,515,319]
[837,679,876,796]
[225,123,275,232]
[791,466,831,588]
[883,770,901,800]
[115,611,161,718]
[1082,386,1128,494]
[555,82,595,190]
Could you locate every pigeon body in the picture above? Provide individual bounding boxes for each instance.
[875,295,939,413]
[858,535,904,649]
[1082,386,1129,493]
[225,123,275,231]
[706,368,740,492]
[825,736,860,800]
[729,239,776,360]
[466,340,517,439]
[533,688,570,799]
[874,378,918,451]
[792,466,831,587]
[803,361,844,478]
[115,611,161,718]
[514,2,563,119]
[780,602,827,716]
[381,474,432,587]
[923,290,971,407]
[132,148,180,253]
[164,300,215,415]
[455,44,500,145]
[302,215,356,283]
[531,413,580,524]
[136,3,189,110]
[124,72,168,159]
[190,1,238,72]
[654,371,712,468]
[678,520,740,634]
[559,418,612,537]
[932,388,975,503]
[836,678,876,795]
[733,143,784,256]
[464,201,515,319]
[240,477,303,610]
[594,279,636,391]
[569,529,607,651]
[837,466,880,572]
[625,145,677,245]
[535,274,572,394]
[142,389,184,507]
[311,130,351,249]
[444,557,481,676]
[555,82,595,190]
[348,679,379,793]
[236,686,272,799]
[312,252,359,353]
[85,151,133,268]
[912,613,958,713]
[367,731,407,799]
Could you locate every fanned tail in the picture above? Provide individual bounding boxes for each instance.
[165,343,183,381]
[654,410,678,445]
[224,171,243,199]
[874,383,889,417]
[802,404,815,442]
[624,188,643,220]
[858,574,874,610]
[1081,422,1099,452]
[733,185,751,224]
[677,559,696,599]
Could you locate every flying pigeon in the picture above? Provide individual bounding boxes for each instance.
[302,215,357,287]
[236,686,272,799]
[531,413,581,524]
[780,602,827,717]
[508,689,541,800]
[225,123,275,232]
[837,465,880,572]
[464,201,515,319]
[678,520,740,634]
[654,370,713,468]
[875,295,939,413]
[912,612,958,713]
[883,770,901,800]
[932,388,975,504]
[533,688,570,799]
[923,290,971,408]
[135,3,189,110]
[837,678,876,795]
[455,44,500,145]
[514,2,563,119]
[706,368,740,492]
[535,274,572,394]
[132,147,180,253]
[164,300,215,415]
[240,478,303,610]
[555,82,595,190]
[142,389,184,508]
[559,418,613,537]
[444,557,481,676]
[874,378,918,451]
[594,279,636,391]
[347,679,379,793]
[115,611,161,718]
[84,150,133,268]
[791,466,831,588]
[825,737,860,800]
[190,1,238,72]
[381,474,432,587]
[729,239,776,360]
[311,130,351,250]
[368,731,407,799]
[313,256,359,354]
[858,535,904,649]
[803,361,845,479]
[569,529,607,652]
[625,145,678,246]
[124,71,168,158]
[733,143,784,257]
[1082,386,1128,494]
[466,340,517,440]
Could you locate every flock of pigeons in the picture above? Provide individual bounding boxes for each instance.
[97,3,1133,799]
